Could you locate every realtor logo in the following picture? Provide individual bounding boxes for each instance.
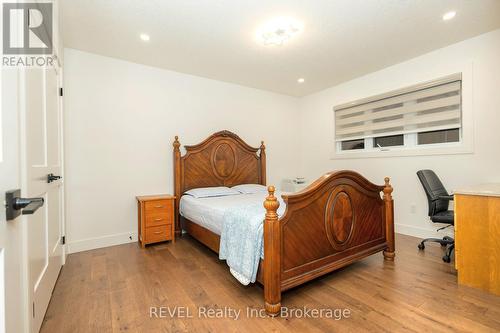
[2,2,53,55]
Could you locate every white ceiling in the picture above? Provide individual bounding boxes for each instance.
[61,0,500,97]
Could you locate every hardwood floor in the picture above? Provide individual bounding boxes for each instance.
[41,234,500,333]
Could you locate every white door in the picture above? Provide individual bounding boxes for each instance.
[1,65,29,333]
[1,1,64,332]
[0,65,63,333]
[22,62,64,332]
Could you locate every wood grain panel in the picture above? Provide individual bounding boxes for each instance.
[41,234,500,333]
[145,213,172,227]
[455,194,500,296]
[329,191,354,244]
[173,130,266,235]
[277,172,387,283]
[261,171,394,315]
[145,199,173,214]
[145,225,171,243]
[181,217,220,253]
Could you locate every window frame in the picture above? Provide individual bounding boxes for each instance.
[331,67,474,160]
[337,129,461,153]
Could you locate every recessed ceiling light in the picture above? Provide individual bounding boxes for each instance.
[442,11,456,21]
[297,78,305,83]
[140,33,150,41]
[256,17,303,46]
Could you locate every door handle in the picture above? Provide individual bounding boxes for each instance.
[14,197,44,214]
[47,173,62,183]
[5,189,44,221]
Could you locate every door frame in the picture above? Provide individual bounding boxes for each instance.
[57,58,67,266]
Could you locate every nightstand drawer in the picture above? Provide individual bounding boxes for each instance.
[145,225,171,243]
[145,199,173,215]
[145,212,172,227]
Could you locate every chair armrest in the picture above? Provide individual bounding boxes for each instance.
[438,195,454,201]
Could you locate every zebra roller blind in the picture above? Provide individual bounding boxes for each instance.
[335,74,462,142]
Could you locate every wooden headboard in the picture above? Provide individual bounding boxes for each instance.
[173,130,266,234]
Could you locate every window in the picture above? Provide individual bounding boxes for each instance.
[418,128,459,145]
[374,135,404,148]
[334,74,462,154]
[341,139,364,150]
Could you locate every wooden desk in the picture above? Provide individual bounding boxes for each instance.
[454,184,500,296]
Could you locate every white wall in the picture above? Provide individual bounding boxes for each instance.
[65,28,500,253]
[297,29,500,238]
[64,48,300,253]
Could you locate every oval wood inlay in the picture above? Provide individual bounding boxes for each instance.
[332,192,353,243]
[212,143,236,178]
[325,190,355,249]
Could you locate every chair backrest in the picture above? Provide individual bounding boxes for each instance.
[416,170,450,217]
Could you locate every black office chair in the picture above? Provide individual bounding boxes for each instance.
[416,170,455,263]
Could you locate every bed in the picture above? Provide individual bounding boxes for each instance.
[173,130,395,316]
[179,191,286,236]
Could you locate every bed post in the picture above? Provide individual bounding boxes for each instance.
[260,141,266,186]
[173,136,182,237]
[383,177,395,261]
[263,186,281,316]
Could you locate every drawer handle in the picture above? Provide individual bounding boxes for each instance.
[154,205,164,208]
[154,218,163,221]
[153,231,162,235]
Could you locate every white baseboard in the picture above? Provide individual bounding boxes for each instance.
[66,224,450,254]
[395,223,454,239]
[67,232,138,254]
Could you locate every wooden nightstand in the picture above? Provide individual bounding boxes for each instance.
[136,194,175,247]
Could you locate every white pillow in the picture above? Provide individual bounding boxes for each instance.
[184,186,240,199]
[232,184,268,194]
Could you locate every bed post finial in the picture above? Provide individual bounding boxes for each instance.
[264,186,278,212]
[173,136,180,150]
[263,185,281,316]
[173,136,181,237]
[383,177,395,261]
[260,141,266,186]
[383,177,392,196]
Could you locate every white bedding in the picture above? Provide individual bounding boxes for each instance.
[179,192,286,235]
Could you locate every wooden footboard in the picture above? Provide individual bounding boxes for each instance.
[263,170,395,316]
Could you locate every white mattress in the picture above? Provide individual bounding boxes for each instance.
[179,192,285,235]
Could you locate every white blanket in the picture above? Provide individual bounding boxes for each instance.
[179,192,286,284]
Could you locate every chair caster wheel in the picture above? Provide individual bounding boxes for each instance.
[418,243,425,250]
[442,255,451,263]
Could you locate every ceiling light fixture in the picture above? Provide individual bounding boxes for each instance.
[297,78,305,83]
[256,16,303,46]
[442,11,456,21]
[140,33,150,41]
